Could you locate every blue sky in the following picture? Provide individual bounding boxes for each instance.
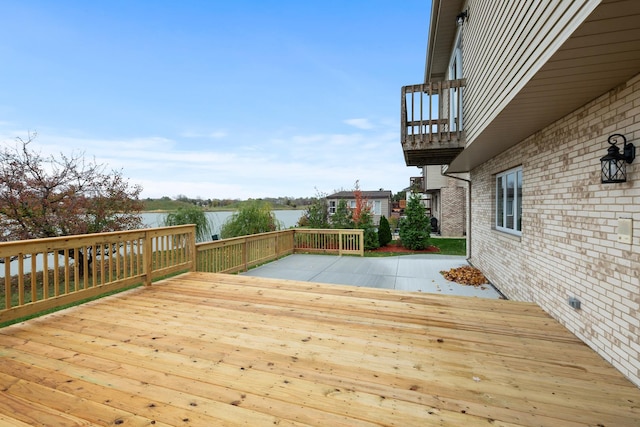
[0,1,429,199]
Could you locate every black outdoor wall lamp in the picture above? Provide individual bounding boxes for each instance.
[456,10,468,26]
[600,133,635,183]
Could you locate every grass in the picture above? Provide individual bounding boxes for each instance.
[430,237,466,255]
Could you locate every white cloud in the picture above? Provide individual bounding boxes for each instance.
[344,118,374,130]
[180,130,228,139]
[0,124,412,199]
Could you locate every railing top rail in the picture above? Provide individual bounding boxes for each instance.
[0,225,195,251]
[402,79,467,95]
[295,228,363,233]
[196,229,294,250]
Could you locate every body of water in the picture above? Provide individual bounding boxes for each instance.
[141,210,305,239]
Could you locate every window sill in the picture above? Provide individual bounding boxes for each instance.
[491,228,522,242]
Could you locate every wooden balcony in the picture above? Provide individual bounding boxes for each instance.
[401,79,466,166]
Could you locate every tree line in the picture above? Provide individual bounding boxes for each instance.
[1,136,427,254]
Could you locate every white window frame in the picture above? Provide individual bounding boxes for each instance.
[448,31,463,131]
[495,166,522,236]
[372,200,381,216]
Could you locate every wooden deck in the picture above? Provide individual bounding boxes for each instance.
[0,272,638,426]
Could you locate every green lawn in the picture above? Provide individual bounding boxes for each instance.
[430,237,466,255]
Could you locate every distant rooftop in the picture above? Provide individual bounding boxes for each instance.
[326,190,392,199]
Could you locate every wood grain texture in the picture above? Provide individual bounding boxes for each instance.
[0,272,638,426]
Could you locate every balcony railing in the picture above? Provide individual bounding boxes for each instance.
[401,79,466,166]
[1,227,363,323]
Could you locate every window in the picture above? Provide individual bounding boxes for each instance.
[328,200,336,214]
[449,32,463,131]
[371,200,381,215]
[496,167,522,235]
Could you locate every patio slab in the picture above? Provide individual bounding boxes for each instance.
[242,254,504,299]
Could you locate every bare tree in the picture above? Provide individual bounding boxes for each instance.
[0,134,144,274]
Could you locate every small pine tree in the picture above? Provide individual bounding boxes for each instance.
[300,189,330,228]
[399,193,430,250]
[378,215,392,247]
[358,208,379,250]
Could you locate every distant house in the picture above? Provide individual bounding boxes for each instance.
[401,0,640,386]
[326,190,392,225]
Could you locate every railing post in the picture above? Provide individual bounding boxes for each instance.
[243,236,248,272]
[401,86,407,142]
[188,225,196,271]
[338,230,344,256]
[144,230,153,286]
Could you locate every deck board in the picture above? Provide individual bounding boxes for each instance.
[0,272,639,426]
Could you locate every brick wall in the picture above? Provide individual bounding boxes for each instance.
[441,184,466,237]
[470,72,640,386]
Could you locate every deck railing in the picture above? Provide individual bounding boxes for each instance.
[195,228,364,274]
[0,226,362,323]
[293,228,364,256]
[196,230,295,274]
[0,225,195,323]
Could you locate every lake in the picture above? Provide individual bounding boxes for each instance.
[140,209,306,239]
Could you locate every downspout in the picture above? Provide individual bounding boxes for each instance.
[441,166,472,261]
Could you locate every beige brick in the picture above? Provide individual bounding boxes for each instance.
[470,73,640,386]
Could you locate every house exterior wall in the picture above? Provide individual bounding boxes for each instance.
[326,196,391,226]
[460,0,600,144]
[423,166,468,237]
[425,165,448,190]
[470,73,640,386]
[441,185,466,237]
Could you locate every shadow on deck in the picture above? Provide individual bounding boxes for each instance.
[0,271,638,426]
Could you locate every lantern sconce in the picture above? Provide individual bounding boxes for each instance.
[456,10,468,26]
[600,133,635,183]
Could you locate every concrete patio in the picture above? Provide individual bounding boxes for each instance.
[242,254,504,299]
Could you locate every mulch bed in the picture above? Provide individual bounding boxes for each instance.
[369,241,440,253]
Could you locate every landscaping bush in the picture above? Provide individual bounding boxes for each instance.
[331,199,354,229]
[163,205,213,242]
[299,192,329,228]
[356,208,379,250]
[220,200,282,238]
[378,215,392,247]
[399,193,430,250]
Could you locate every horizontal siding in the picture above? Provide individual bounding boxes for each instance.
[459,0,601,145]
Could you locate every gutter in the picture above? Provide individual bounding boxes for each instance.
[440,166,472,261]
[424,0,442,83]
